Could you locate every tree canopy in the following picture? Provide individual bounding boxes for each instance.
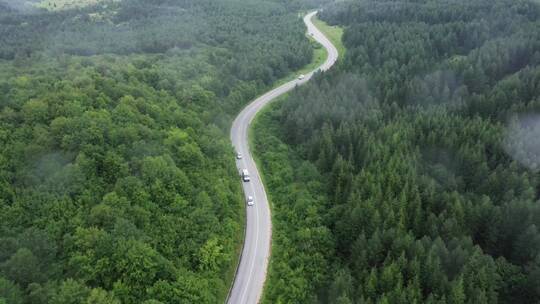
[254,0,540,303]
[0,0,314,302]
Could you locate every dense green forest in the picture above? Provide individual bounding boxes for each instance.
[0,0,314,303]
[254,0,540,303]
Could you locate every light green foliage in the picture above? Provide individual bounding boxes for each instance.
[51,279,90,304]
[198,238,225,272]
[0,0,314,302]
[85,288,120,304]
[0,278,23,304]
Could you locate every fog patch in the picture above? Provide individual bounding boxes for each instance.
[0,0,40,13]
[421,146,461,190]
[504,114,540,172]
[31,151,74,183]
[409,69,468,108]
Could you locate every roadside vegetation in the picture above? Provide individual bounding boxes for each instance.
[255,0,540,302]
[312,15,345,58]
[0,1,313,303]
[249,14,343,303]
[269,13,333,89]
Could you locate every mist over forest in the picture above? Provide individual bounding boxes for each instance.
[1,0,540,303]
[0,0,314,302]
[254,0,540,303]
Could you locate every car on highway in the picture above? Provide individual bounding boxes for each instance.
[298,74,305,80]
[227,11,337,303]
[236,152,243,159]
[246,196,254,206]
[241,169,250,182]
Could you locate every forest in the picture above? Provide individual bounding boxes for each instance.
[0,0,314,303]
[254,0,540,303]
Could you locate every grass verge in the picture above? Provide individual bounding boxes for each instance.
[246,12,344,304]
[226,12,343,303]
[271,14,340,88]
[221,172,248,302]
[312,15,346,58]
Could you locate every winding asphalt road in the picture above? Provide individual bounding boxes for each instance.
[228,11,339,304]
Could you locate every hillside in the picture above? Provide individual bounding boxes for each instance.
[0,0,313,303]
[254,0,540,302]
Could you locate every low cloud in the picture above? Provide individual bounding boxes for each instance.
[504,114,540,172]
[0,0,40,13]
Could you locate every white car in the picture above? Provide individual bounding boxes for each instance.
[298,74,305,80]
[246,196,254,206]
[241,169,250,182]
[236,152,242,159]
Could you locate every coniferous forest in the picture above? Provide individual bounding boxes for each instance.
[254,0,540,303]
[0,0,313,303]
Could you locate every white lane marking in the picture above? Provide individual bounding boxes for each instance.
[240,175,259,304]
[228,11,338,303]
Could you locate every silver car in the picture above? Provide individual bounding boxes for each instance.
[246,196,254,206]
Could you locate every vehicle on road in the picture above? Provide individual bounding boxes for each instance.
[241,169,250,182]
[236,152,243,159]
[227,11,338,304]
[246,196,254,206]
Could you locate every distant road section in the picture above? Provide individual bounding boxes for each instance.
[227,11,339,304]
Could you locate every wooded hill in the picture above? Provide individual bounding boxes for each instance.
[0,0,313,303]
[254,0,540,302]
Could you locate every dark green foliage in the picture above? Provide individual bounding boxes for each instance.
[255,0,540,303]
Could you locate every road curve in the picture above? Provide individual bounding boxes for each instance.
[227,11,339,304]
